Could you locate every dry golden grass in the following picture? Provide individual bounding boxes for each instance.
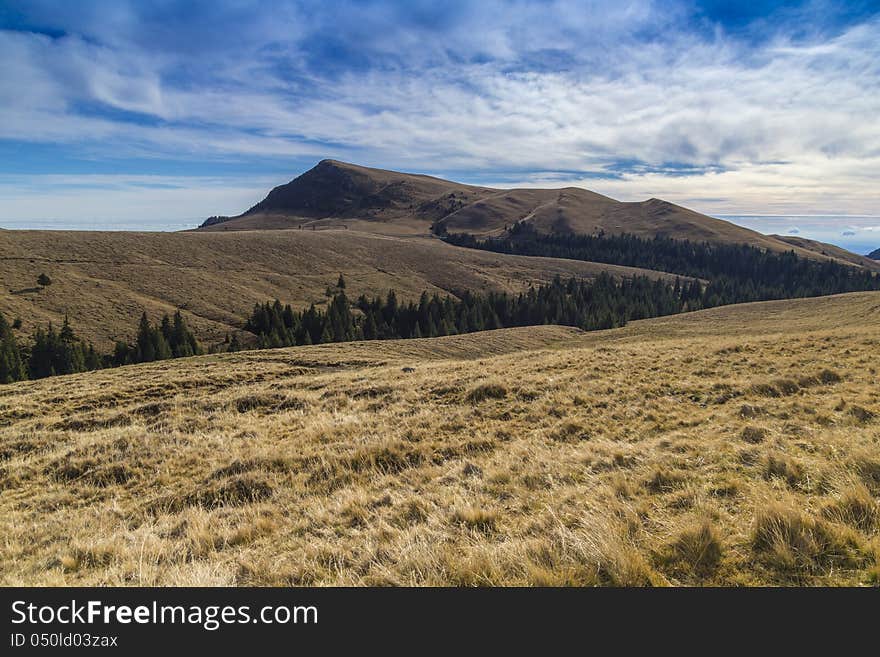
[1,293,879,586]
[207,160,864,269]
[0,229,677,350]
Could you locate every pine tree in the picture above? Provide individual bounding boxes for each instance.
[363,312,378,340]
[0,311,25,383]
[28,325,55,379]
[155,330,172,360]
[84,344,102,370]
[160,315,173,344]
[113,341,130,366]
[320,324,332,344]
[171,310,199,357]
[136,313,156,363]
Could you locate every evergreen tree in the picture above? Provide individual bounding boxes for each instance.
[170,310,200,357]
[25,317,99,379]
[28,325,56,379]
[444,225,880,305]
[114,340,131,366]
[0,311,25,383]
[136,313,156,363]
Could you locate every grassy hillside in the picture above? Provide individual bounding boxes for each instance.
[774,235,880,272]
[203,161,859,264]
[0,228,673,350]
[1,292,878,586]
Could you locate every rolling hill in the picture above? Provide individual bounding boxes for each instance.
[774,235,880,272]
[199,160,865,265]
[0,228,676,350]
[3,159,877,355]
[869,247,880,260]
[2,291,878,586]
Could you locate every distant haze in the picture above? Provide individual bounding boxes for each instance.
[0,217,196,232]
[716,216,880,255]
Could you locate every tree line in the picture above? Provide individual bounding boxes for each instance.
[443,223,880,304]
[243,273,697,348]
[0,310,201,384]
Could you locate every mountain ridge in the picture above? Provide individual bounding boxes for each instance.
[773,234,880,272]
[198,160,872,268]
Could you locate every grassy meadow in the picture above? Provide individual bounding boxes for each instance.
[1,293,878,586]
[0,228,675,351]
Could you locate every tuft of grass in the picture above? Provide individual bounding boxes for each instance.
[851,452,880,494]
[818,369,843,385]
[763,453,805,488]
[663,518,724,576]
[750,382,780,398]
[799,369,843,388]
[823,483,879,533]
[551,421,591,442]
[153,476,274,513]
[751,502,865,575]
[848,406,875,424]
[773,379,800,395]
[47,458,135,487]
[644,467,686,493]
[451,506,499,533]
[227,517,278,548]
[739,404,763,418]
[466,382,508,403]
[740,426,767,443]
[392,499,429,528]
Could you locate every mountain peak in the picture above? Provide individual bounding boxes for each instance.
[196,162,865,265]
[238,158,486,222]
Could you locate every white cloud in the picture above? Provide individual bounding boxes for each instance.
[0,2,878,218]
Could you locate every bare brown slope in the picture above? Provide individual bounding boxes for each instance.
[773,235,880,272]
[0,228,675,350]
[201,160,867,266]
[202,159,493,235]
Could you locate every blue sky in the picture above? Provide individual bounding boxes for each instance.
[1,1,879,251]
